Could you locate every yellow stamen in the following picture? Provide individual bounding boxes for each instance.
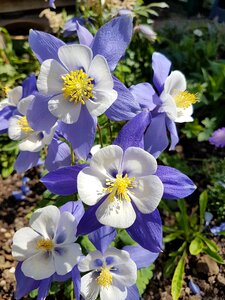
[104,174,136,202]
[36,239,54,251]
[61,69,94,105]
[96,266,113,288]
[3,86,10,96]
[18,116,34,133]
[174,90,198,109]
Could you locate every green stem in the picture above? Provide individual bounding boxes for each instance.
[107,119,113,144]
[97,123,103,148]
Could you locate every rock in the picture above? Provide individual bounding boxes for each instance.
[208,275,216,284]
[196,255,219,276]
[189,295,201,300]
[217,274,225,286]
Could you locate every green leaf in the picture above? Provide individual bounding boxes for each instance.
[29,289,38,298]
[80,235,96,253]
[204,247,224,264]
[178,199,189,236]
[163,231,184,243]
[189,237,204,255]
[117,229,136,245]
[199,235,220,252]
[171,251,186,300]
[136,265,154,295]
[163,256,177,278]
[199,190,208,226]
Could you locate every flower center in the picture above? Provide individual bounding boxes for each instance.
[96,266,113,288]
[174,91,198,109]
[36,239,54,251]
[104,174,136,202]
[18,116,34,133]
[61,69,94,104]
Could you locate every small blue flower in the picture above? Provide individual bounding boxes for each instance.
[210,222,225,235]
[12,191,25,201]
[205,211,213,226]
[209,127,225,148]
[189,280,201,295]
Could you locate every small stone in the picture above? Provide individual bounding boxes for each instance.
[217,274,225,286]
[189,295,201,300]
[4,232,11,238]
[0,228,6,233]
[196,255,219,275]
[9,267,15,273]
[208,275,216,284]
[0,280,6,287]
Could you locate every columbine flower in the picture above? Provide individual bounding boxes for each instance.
[209,127,225,148]
[37,44,117,124]
[77,145,163,228]
[12,205,81,280]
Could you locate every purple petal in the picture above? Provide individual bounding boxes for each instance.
[166,117,179,150]
[37,277,52,300]
[77,200,104,236]
[15,263,40,299]
[127,208,162,252]
[105,77,141,121]
[72,266,81,300]
[53,272,72,282]
[123,245,159,269]
[126,285,139,300]
[60,200,85,224]
[130,83,160,110]
[59,105,97,160]
[12,191,26,201]
[22,74,37,98]
[152,52,171,94]
[45,138,71,171]
[49,0,56,9]
[28,30,65,63]
[41,164,88,195]
[113,111,151,151]
[26,93,57,132]
[76,21,94,46]
[89,226,116,253]
[189,280,201,295]
[144,113,169,158]
[14,151,40,173]
[91,15,133,71]
[156,166,197,199]
[0,106,15,133]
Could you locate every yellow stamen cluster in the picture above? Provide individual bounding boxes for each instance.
[18,116,34,133]
[3,86,10,96]
[96,266,113,288]
[36,239,54,251]
[61,69,94,105]
[174,91,198,109]
[104,174,136,202]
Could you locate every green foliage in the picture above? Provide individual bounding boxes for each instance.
[171,251,186,300]
[0,135,19,177]
[136,264,155,296]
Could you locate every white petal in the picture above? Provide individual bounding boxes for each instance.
[86,89,117,117]
[163,70,186,95]
[175,105,193,123]
[80,272,100,300]
[78,250,103,272]
[78,167,106,206]
[17,95,35,115]
[54,212,77,244]
[90,145,123,177]
[58,44,93,72]
[53,243,81,275]
[131,175,163,214]
[19,133,44,152]
[96,198,136,228]
[8,115,29,140]
[88,55,113,91]
[100,282,127,300]
[0,98,10,110]
[29,205,60,239]
[159,93,177,121]
[8,86,22,106]
[12,227,40,261]
[122,147,157,178]
[48,94,81,124]
[21,251,55,280]
[37,59,66,95]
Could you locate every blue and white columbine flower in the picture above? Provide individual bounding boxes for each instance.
[37,44,117,124]
[78,145,164,228]
[12,205,81,280]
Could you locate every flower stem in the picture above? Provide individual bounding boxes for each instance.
[97,123,103,148]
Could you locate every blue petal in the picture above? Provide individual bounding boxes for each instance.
[152,52,171,94]
[123,245,159,269]
[60,200,85,224]
[76,21,94,46]
[89,226,116,254]
[127,208,162,252]
[26,93,57,132]
[189,280,201,295]
[144,113,169,158]
[41,164,88,195]
[130,82,159,110]
[45,138,71,171]
[22,74,37,98]
[91,15,133,71]
[166,117,179,150]
[14,151,40,173]
[113,111,151,151]
[126,284,140,300]
[37,277,52,300]
[15,263,40,299]
[0,106,15,133]
[105,77,141,121]
[156,166,197,199]
[28,30,65,63]
[59,105,97,160]
[72,266,81,300]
